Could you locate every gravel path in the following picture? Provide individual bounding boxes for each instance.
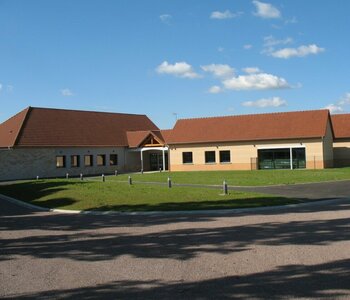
[1,188,350,299]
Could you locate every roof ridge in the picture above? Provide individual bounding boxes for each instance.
[29,106,147,117]
[176,109,329,122]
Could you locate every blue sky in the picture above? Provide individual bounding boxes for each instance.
[1,0,350,129]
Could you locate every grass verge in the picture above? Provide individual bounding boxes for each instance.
[0,179,300,212]
[107,168,350,186]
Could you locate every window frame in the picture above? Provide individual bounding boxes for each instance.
[109,154,118,166]
[84,155,93,167]
[97,154,106,166]
[70,155,80,168]
[56,156,66,168]
[205,151,216,164]
[219,150,231,163]
[182,152,193,164]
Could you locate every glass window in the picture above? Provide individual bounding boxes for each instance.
[182,152,193,164]
[219,150,231,163]
[205,151,216,163]
[56,156,66,168]
[110,154,118,166]
[97,154,106,166]
[71,155,80,168]
[84,155,93,167]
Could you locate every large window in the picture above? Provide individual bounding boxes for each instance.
[205,151,216,164]
[258,148,306,170]
[56,156,66,168]
[97,154,106,166]
[182,152,193,164]
[84,155,93,167]
[219,150,231,163]
[110,154,118,166]
[71,155,80,168]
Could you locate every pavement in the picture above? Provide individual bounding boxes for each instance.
[1,181,350,299]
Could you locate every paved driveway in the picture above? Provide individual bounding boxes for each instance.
[1,182,350,299]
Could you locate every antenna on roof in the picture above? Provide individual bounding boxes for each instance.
[172,112,178,121]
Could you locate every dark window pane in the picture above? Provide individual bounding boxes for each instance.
[205,151,216,163]
[110,154,118,166]
[219,150,231,163]
[182,152,193,164]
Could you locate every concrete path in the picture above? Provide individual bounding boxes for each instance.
[1,185,350,299]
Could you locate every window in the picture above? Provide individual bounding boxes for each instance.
[71,155,80,168]
[97,154,106,166]
[56,156,66,168]
[182,152,193,164]
[205,151,216,164]
[84,155,93,167]
[110,154,118,166]
[219,150,231,163]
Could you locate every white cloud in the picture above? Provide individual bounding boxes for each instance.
[217,47,225,52]
[242,67,262,74]
[61,88,74,96]
[243,44,253,50]
[242,96,287,108]
[253,0,281,19]
[325,93,350,113]
[0,84,2,91]
[270,44,325,59]
[210,10,242,20]
[285,16,298,24]
[156,61,201,79]
[201,64,234,78]
[159,14,172,24]
[263,35,293,47]
[223,73,290,90]
[208,85,222,94]
[324,104,343,114]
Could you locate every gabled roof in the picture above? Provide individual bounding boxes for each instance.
[0,107,159,148]
[167,110,331,145]
[0,107,30,148]
[331,114,350,139]
[126,130,167,148]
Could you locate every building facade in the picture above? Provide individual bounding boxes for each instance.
[0,106,348,181]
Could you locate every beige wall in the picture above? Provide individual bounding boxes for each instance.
[333,139,350,167]
[0,147,126,181]
[169,138,326,171]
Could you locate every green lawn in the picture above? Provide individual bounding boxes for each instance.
[0,179,299,212]
[107,168,350,186]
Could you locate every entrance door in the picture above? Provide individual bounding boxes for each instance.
[149,153,168,171]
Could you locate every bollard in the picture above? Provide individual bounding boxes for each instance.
[102,174,105,182]
[36,175,39,180]
[167,177,172,188]
[128,176,132,185]
[159,168,162,172]
[80,173,83,181]
[115,170,118,176]
[223,180,228,195]
[66,173,69,179]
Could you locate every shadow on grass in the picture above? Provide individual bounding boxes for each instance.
[3,259,350,299]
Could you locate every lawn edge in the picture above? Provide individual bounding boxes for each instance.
[0,193,345,216]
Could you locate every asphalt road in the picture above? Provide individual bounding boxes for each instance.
[1,181,350,299]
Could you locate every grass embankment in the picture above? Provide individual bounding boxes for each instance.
[0,179,297,212]
[110,168,350,186]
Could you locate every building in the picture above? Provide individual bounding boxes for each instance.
[331,114,350,167]
[0,106,348,181]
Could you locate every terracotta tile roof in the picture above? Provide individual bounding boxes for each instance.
[0,107,159,147]
[331,114,350,139]
[0,107,30,148]
[126,130,166,148]
[167,110,331,145]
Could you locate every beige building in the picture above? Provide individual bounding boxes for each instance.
[0,107,348,181]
